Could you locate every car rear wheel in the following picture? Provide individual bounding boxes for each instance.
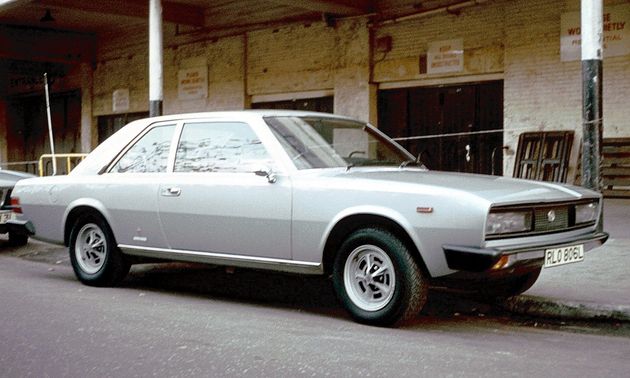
[333,228,428,326]
[8,232,28,247]
[69,214,130,287]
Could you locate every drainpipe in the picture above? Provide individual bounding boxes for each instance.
[580,0,603,229]
[149,0,163,117]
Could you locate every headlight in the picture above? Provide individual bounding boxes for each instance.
[486,211,532,236]
[575,201,598,224]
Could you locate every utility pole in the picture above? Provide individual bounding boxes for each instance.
[581,0,603,192]
[149,0,163,117]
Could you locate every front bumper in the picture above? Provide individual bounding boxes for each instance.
[443,231,609,273]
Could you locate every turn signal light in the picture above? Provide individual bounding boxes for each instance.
[491,255,510,270]
[10,197,22,214]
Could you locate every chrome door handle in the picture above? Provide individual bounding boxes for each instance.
[161,187,181,196]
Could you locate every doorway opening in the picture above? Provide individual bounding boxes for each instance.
[6,90,81,174]
[378,81,504,175]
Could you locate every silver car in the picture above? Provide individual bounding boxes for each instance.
[10,111,608,326]
[1,169,35,246]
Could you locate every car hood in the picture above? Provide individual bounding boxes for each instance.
[329,168,598,205]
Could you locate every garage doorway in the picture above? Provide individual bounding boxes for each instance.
[6,90,81,174]
[378,81,503,175]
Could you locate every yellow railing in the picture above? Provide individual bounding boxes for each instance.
[38,153,88,176]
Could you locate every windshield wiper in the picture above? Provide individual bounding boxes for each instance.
[399,159,420,168]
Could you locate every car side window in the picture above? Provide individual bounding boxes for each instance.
[174,122,272,173]
[111,125,176,173]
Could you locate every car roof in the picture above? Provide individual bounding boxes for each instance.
[135,110,360,126]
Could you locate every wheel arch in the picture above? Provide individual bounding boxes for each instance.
[322,213,430,277]
[63,200,112,246]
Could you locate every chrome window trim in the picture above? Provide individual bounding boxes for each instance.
[104,121,179,174]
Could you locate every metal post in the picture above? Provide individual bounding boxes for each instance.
[43,73,57,176]
[581,0,604,231]
[580,0,603,192]
[149,0,163,117]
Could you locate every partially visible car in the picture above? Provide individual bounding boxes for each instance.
[0,169,35,246]
[9,111,608,326]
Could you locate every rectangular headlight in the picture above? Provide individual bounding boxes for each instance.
[575,201,598,224]
[486,211,532,236]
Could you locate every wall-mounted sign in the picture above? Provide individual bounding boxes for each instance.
[561,4,629,62]
[112,88,130,113]
[178,66,208,100]
[427,39,464,74]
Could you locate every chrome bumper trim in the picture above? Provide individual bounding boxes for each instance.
[119,244,324,275]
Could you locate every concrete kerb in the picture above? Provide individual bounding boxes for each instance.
[502,296,630,323]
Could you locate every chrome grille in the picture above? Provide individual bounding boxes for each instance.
[534,206,569,232]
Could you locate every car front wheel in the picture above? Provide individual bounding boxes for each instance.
[69,214,130,287]
[333,228,428,326]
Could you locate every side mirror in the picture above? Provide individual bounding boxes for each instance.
[254,166,277,184]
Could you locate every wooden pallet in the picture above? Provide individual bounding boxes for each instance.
[575,138,630,198]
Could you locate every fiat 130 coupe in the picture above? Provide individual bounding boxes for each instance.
[9,111,608,326]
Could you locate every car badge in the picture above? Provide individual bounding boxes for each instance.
[547,210,556,222]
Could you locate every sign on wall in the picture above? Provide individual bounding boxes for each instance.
[561,4,629,62]
[427,39,464,75]
[112,88,130,113]
[178,66,208,100]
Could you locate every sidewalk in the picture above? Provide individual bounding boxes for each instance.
[503,198,630,322]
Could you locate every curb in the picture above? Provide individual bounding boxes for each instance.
[503,295,630,323]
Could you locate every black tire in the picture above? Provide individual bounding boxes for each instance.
[477,268,542,299]
[69,213,130,287]
[332,228,428,327]
[8,232,28,247]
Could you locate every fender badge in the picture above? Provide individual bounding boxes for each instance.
[416,207,434,213]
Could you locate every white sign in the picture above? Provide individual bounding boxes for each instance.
[112,88,130,113]
[561,4,630,62]
[178,66,208,100]
[427,39,464,74]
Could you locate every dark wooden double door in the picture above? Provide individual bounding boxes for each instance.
[378,81,503,175]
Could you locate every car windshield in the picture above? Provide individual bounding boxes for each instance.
[264,116,413,170]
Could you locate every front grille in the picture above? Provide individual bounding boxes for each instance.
[534,206,568,232]
[486,199,598,240]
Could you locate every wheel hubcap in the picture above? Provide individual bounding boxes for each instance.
[344,245,395,311]
[75,223,107,274]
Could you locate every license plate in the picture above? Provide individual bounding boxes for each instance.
[0,211,15,224]
[544,244,584,268]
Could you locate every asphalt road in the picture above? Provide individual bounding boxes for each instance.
[1,246,629,378]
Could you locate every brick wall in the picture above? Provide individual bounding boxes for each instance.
[89,0,630,178]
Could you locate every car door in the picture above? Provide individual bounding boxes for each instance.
[157,120,292,259]
[103,123,177,249]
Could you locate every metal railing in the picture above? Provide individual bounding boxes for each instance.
[38,153,88,176]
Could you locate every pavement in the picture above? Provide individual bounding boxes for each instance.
[2,198,629,324]
[503,198,630,322]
